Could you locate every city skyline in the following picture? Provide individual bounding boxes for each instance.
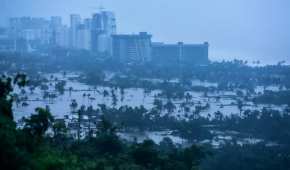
[1,12,209,66]
[1,0,290,64]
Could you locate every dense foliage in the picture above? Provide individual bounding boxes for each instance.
[0,74,208,170]
[1,52,290,170]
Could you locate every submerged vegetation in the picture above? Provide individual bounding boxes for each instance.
[1,52,290,169]
[0,74,208,170]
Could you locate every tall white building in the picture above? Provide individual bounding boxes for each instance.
[50,16,62,29]
[91,11,116,55]
[70,14,81,48]
[8,17,51,47]
[112,32,152,62]
[54,26,70,48]
[76,25,91,50]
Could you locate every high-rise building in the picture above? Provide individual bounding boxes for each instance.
[0,27,14,52]
[84,18,92,30]
[50,16,62,29]
[112,32,152,62]
[53,26,70,48]
[76,24,91,50]
[8,17,51,50]
[152,42,209,65]
[91,11,116,34]
[70,14,81,48]
[91,11,116,55]
[101,11,117,35]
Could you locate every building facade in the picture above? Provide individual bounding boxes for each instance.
[152,42,209,65]
[70,14,81,48]
[76,24,91,50]
[8,17,51,46]
[112,32,152,62]
[91,11,116,55]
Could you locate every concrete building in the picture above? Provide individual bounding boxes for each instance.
[91,11,116,34]
[101,11,117,35]
[70,14,81,48]
[84,18,92,30]
[152,42,209,65]
[53,26,70,48]
[76,25,91,50]
[50,16,62,29]
[0,28,14,52]
[91,11,116,55]
[7,17,52,51]
[112,32,152,62]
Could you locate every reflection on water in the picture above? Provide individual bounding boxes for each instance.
[13,72,286,121]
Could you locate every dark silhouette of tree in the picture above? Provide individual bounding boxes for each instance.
[131,140,159,168]
[23,107,54,139]
[0,74,27,119]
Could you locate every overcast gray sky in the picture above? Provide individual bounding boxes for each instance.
[1,0,290,64]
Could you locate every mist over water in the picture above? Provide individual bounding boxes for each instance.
[1,1,290,169]
[1,0,289,64]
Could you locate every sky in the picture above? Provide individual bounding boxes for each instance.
[1,0,290,64]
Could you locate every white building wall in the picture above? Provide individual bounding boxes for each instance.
[76,28,91,50]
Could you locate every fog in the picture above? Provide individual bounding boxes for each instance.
[2,1,290,169]
[1,0,290,64]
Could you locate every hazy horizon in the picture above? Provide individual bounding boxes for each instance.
[1,0,290,64]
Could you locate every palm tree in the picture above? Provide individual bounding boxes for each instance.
[29,86,35,94]
[13,94,20,107]
[120,88,125,103]
[180,102,187,114]
[70,99,78,114]
[62,71,66,78]
[103,90,109,99]
[185,93,192,104]
[153,98,163,114]
[86,106,94,138]
[83,93,86,98]
[97,116,117,136]
[214,111,223,121]
[112,93,118,108]
[237,99,243,117]
[76,105,85,142]
[164,100,176,114]
[68,87,73,97]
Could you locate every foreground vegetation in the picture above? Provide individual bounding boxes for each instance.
[1,74,209,170]
[1,52,290,170]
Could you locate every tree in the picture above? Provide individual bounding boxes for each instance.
[52,119,67,145]
[237,99,243,116]
[68,87,73,96]
[159,137,175,153]
[164,100,176,114]
[0,74,27,119]
[0,114,29,169]
[153,98,163,113]
[86,105,94,138]
[131,140,159,168]
[70,99,78,114]
[94,117,123,155]
[97,116,117,136]
[76,105,86,142]
[0,74,30,169]
[23,107,54,139]
[182,145,207,169]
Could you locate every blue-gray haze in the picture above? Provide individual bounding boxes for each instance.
[1,0,289,64]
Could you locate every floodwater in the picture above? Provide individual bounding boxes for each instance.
[13,72,286,121]
[12,72,287,145]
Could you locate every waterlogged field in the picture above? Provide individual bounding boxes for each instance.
[12,72,288,145]
[13,72,286,120]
